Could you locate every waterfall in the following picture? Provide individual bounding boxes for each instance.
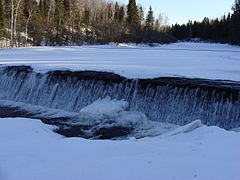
[0,65,239,129]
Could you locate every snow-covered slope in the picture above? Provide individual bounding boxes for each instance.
[0,117,239,180]
[1,42,240,81]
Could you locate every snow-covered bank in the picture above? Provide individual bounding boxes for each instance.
[0,117,240,180]
[1,42,240,81]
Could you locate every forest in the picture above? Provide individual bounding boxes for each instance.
[171,1,240,44]
[0,0,175,47]
[0,0,240,47]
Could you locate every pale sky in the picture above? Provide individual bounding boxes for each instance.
[118,0,234,25]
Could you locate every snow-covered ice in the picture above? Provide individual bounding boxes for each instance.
[79,97,129,123]
[1,42,240,81]
[0,117,240,180]
[79,97,152,129]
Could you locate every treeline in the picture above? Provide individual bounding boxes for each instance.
[171,0,240,44]
[0,0,175,47]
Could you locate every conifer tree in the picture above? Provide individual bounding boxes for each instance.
[22,0,37,45]
[154,19,160,31]
[107,3,113,22]
[230,0,240,44]
[127,0,140,26]
[83,7,90,25]
[0,0,176,46]
[232,0,240,14]
[118,6,125,23]
[114,2,119,21]
[55,0,66,26]
[32,0,49,45]
[138,6,144,23]
[145,6,154,30]
[38,0,48,18]
[55,0,66,45]
[63,0,70,14]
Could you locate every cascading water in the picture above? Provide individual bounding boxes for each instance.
[0,65,239,130]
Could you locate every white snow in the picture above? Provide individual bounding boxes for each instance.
[1,42,240,81]
[0,117,240,180]
[79,97,129,123]
[1,42,240,179]
[78,97,153,129]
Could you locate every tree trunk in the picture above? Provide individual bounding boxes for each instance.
[13,0,22,47]
[25,10,33,46]
[10,0,14,47]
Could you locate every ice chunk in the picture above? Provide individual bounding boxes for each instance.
[116,111,153,130]
[78,97,153,129]
[78,97,155,129]
[168,120,202,136]
[79,97,129,124]
[231,127,240,132]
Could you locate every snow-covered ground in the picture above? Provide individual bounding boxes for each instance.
[0,117,239,180]
[1,42,240,180]
[1,42,240,81]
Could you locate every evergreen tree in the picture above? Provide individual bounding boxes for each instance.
[63,0,70,14]
[145,6,154,30]
[55,0,66,45]
[114,2,119,21]
[32,0,49,45]
[107,3,113,22]
[38,0,48,18]
[21,0,37,45]
[127,0,140,26]
[232,0,240,14]
[230,0,240,44]
[83,7,90,25]
[118,6,125,23]
[0,0,5,39]
[55,0,66,25]
[0,0,176,46]
[138,6,144,23]
[154,19,160,31]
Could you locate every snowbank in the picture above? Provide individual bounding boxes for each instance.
[0,117,240,180]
